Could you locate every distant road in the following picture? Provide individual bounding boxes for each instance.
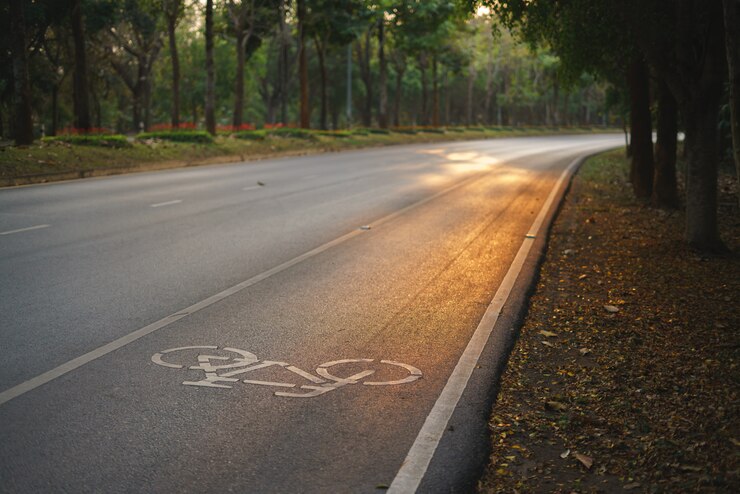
[0,135,621,492]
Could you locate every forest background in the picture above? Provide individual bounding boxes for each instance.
[0,0,612,138]
[2,0,738,253]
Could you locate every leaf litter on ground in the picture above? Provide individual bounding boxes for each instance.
[477,150,739,494]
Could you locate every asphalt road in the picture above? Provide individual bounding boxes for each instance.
[0,135,621,493]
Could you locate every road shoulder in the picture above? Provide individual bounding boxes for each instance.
[477,150,739,493]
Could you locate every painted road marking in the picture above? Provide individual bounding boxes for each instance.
[150,199,182,208]
[150,346,422,398]
[242,185,262,191]
[0,224,51,236]
[387,155,586,494]
[0,166,486,407]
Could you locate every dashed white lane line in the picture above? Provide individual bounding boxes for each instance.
[0,169,487,407]
[0,224,51,236]
[150,200,182,208]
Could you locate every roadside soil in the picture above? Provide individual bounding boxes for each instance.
[478,150,739,493]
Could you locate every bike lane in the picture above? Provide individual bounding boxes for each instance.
[0,141,618,492]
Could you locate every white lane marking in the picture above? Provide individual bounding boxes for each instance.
[0,224,51,236]
[242,185,262,191]
[387,155,586,494]
[152,347,422,398]
[0,170,484,407]
[150,199,182,208]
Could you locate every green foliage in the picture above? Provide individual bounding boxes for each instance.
[266,127,317,139]
[233,130,267,140]
[137,131,214,143]
[357,127,391,134]
[316,130,353,138]
[41,135,131,148]
[0,0,614,142]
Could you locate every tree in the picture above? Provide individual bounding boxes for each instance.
[303,0,369,129]
[722,0,740,205]
[205,0,216,135]
[394,0,464,126]
[653,76,679,208]
[487,0,710,240]
[104,1,163,131]
[225,0,279,129]
[636,0,728,251]
[163,0,184,128]
[296,0,310,128]
[9,0,34,144]
[70,0,91,131]
[627,57,653,200]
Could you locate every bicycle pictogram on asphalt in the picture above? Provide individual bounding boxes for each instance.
[151,346,423,398]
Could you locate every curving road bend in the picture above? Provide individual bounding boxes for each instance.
[0,134,621,492]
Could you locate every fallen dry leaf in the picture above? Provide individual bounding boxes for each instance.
[603,304,620,313]
[574,453,593,469]
[545,401,568,412]
[560,449,571,459]
[538,330,558,338]
[540,340,555,348]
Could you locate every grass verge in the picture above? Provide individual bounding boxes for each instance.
[0,127,618,186]
[477,150,739,493]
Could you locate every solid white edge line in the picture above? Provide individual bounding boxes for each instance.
[150,199,182,208]
[386,155,583,494]
[0,224,51,236]
[0,169,488,408]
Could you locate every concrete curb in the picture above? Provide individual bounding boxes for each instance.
[415,152,598,493]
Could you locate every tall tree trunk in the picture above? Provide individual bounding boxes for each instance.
[419,54,428,126]
[722,0,740,205]
[653,78,679,208]
[466,64,475,125]
[627,57,654,200]
[683,93,724,251]
[377,19,388,129]
[431,55,440,127]
[675,0,727,252]
[298,0,310,128]
[357,32,372,127]
[314,38,328,130]
[143,65,153,131]
[132,89,142,132]
[393,66,404,127]
[70,0,91,132]
[552,74,560,125]
[278,0,288,124]
[167,10,181,128]
[233,31,246,128]
[51,86,59,136]
[205,0,216,135]
[9,0,33,144]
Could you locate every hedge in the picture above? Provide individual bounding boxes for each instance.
[41,134,131,148]
[137,130,213,143]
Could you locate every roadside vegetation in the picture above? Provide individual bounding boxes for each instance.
[0,126,614,186]
[478,149,739,493]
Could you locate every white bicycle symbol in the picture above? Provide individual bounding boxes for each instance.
[151,346,422,398]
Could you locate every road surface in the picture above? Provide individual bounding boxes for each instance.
[0,135,621,492]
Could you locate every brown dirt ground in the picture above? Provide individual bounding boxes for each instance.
[477,150,740,493]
